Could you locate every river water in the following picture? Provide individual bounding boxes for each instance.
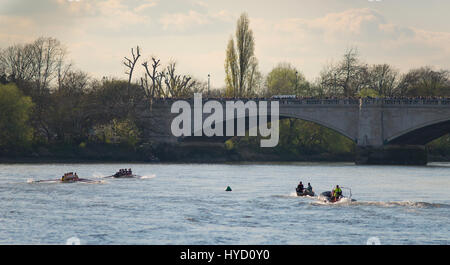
[0,163,449,245]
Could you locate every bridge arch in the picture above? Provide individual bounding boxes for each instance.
[183,112,357,143]
[387,117,450,145]
[279,114,356,142]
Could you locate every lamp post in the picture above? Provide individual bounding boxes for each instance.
[207,74,210,97]
[295,71,298,95]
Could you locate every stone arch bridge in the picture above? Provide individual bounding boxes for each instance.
[136,98,450,165]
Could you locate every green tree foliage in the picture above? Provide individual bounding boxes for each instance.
[0,83,34,150]
[46,70,91,144]
[428,135,450,157]
[225,13,261,97]
[265,63,309,96]
[93,118,140,148]
[229,118,354,158]
[357,88,379,98]
[276,119,354,155]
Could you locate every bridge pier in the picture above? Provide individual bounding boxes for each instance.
[355,145,428,165]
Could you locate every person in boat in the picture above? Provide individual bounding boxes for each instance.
[128,168,132,175]
[61,172,79,182]
[332,185,342,200]
[306,183,313,193]
[296,181,304,193]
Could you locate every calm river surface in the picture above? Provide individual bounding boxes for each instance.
[0,163,449,245]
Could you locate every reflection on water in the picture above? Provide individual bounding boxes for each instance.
[0,162,449,244]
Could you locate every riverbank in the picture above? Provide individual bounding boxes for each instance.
[1,142,449,163]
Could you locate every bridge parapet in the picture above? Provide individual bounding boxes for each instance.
[150,97,450,106]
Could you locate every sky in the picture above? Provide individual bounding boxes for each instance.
[0,0,449,88]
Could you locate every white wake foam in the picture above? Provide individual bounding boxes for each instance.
[92,173,106,178]
[140,174,156,179]
[351,201,448,208]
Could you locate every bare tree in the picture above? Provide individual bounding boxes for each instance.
[0,43,34,82]
[59,70,89,95]
[57,55,73,91]
[367,64,400,96]
[164,62,196,98]
[123,46,141,97]
[142,57,161,99]
[31,37,67,94]
[319,48,367,97]
[397,67,450,96]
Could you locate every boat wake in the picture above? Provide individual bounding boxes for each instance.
[140,174,156,179]
[350,201,450,208]
[27,178,59,184]
[283,191,448,209]
[26,178,105,184]
[310,199,449,208]
[92,173,106,178]
[311,197,354,206]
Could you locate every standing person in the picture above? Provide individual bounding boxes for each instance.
[332,185,342,201]
[335,185,342,197]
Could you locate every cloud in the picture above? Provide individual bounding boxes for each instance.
[251,8,450,81]
[272,8,449,50]
[274,8,393,43]
[159,10,210,30]
[1,2,449,87]
[158,8,235,31]
[134,0,159,13]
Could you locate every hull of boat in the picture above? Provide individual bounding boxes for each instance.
[296,190,315,197]
[31,178,101,184]
[318,191,355,203]
[106,174,140,179]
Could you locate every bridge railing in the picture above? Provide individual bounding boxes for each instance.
[150,97,450,106]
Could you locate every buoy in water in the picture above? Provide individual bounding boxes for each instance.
[225,186,232,192]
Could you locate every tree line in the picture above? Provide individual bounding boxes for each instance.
[1,13,449,161]
[0,37,205,158]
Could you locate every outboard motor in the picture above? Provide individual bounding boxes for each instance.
[320,191,332,198]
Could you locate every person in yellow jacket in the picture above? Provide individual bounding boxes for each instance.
[332,185,342,201]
